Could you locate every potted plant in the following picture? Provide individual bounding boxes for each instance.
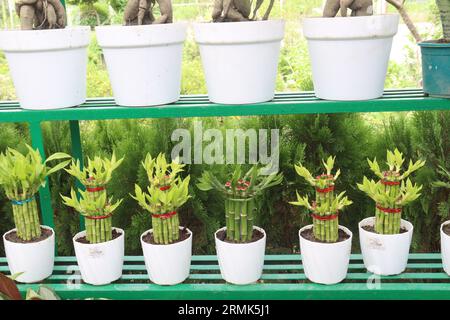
[193,0,285,104]
[303,0,399,100]
[61,153,125,285]
[95,0,187,107]
[290,156,353,284]
[0,1,90,110]
[432,165,450,275]
[131,153,192,285]
[357,148,425,275]
[0,145,70,283]
[386,0,450,97]
[197,165,283,285]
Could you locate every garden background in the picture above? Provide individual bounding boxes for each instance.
[0,0,448,256]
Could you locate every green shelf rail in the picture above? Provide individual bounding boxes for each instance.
[2,254,449,299]
[1,89,449,123]
[1,88,450,299]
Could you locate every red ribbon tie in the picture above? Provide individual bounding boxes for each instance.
[376,204,402,214]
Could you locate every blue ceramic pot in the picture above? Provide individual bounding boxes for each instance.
[419,41,450,98]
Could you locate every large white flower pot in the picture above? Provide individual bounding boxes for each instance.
[141,227,192,285]
[215,226,266,285]
[73,227,125,285]
[193,20,285,104]
[441,221,450,276]
[2,225,55,283]
[359,217,413,276]
[299,224,352,285]
[303,15,399,101]
[96,23,187,107]
[0,27,90,110]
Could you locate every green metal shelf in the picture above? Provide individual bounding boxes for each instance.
[2,254,449,300]
[1,89,449,123]
[1,89,450,299]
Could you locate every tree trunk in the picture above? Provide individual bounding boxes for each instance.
[436,0,450,40]
[386,0,422,43]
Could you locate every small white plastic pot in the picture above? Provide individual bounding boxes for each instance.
[141,227,192,285]
[3,225,55,283]
[359,217,413,276]
[441,221,450,276]
[96,23,187,107]
[303,15,399,101]
[0,27,90,110]
[73,227,125,286]
[215,226,266,285]
[299,224,352,285]
[193,20,285,104]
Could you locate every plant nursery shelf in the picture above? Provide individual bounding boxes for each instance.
[1,89,450,300]
[2,254,449,300]
[1,89,449,122]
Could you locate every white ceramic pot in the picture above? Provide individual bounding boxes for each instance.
[141,227,192,285]
[73,227,125,285]
[0,27,90,110]
[96,23,187,107]
[441,221,450,276]
[359,217,413,276]
[299,224,352,285]
[303,15,399,101]
[2,225,55,283]
[193,20,285,104]
[215,226,266,285]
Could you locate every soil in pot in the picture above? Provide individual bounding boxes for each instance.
[443,224,450,236]
[142,228,191,245]
[75,229,122,244]
[4,227,52,244]
[216,229,265,244]
[362,225,408,234]
[300,228,350,243]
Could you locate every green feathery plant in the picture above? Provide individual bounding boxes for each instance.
[358,148,425,235]
[432,165,450,220]
[197,165,283,242]
[290,156,352,243]
[131,153,191,245]
[62,153,124,244]
[0,145,70,241]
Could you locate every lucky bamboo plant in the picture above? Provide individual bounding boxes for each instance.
[290,156,352,243]
[62,153,124,244]
[0,145,70,241]
[61,189,122,243]
[358,149,425,235]
[131,153,190,245]
[197,165,283,242]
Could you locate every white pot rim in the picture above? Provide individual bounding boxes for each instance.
[95,21,188,32]
[193,19,285,45]
[214,226,266,247]
[96,22,188,48]
[298,224,353,245]
[0,26,90,35]
[0,26,90,52]
[3,225,54,246]
[140,227,192,248]
[194,19,285,26]
[358,216,414,237]
[441,221,450,238]
[73,227,124,247]
[303,14,399,40]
